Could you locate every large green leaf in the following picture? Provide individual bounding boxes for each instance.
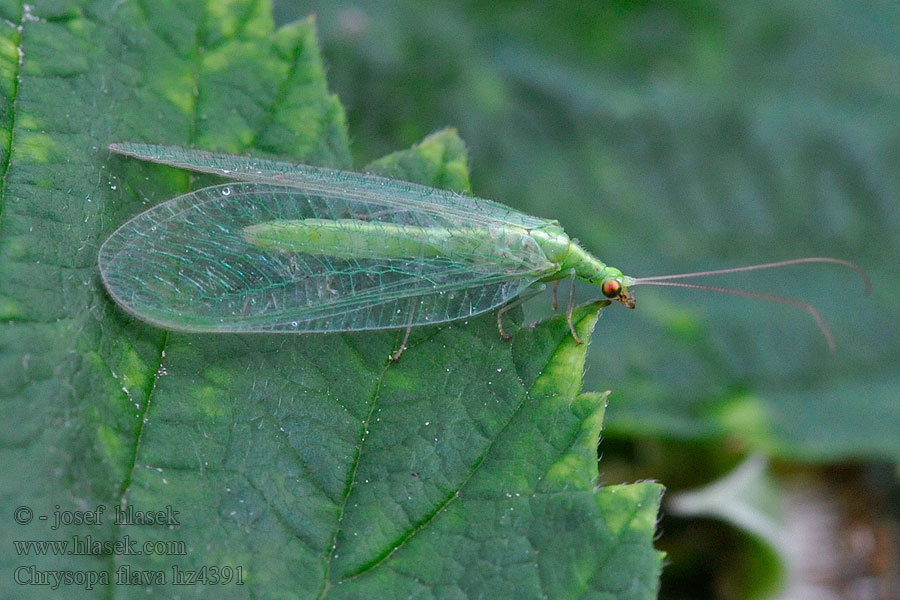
[295,0,900,462]
[0,2,661,597]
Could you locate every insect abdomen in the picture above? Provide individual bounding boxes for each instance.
[243,219,548,270]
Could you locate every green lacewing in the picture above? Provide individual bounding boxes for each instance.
[100,143,870,358]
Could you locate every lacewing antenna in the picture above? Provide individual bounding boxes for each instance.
[631,281,836,351]
[631,257,871,293]
[628,257,871,352]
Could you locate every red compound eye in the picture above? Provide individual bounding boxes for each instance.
[601,279,622,298]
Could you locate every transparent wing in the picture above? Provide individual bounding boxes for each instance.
[99,182,558,333]
[108,143,550,229]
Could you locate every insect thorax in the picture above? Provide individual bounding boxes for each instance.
[528,224,612,284]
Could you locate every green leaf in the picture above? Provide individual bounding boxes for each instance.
[366,127,472,193]
[0,2,661,598]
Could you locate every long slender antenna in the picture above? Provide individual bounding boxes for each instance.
[633,280,838,352]
[631,257,872,294]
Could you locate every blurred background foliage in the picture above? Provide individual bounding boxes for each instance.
[273,1,898,598]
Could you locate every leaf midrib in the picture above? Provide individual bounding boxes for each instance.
[324,311,595,588]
